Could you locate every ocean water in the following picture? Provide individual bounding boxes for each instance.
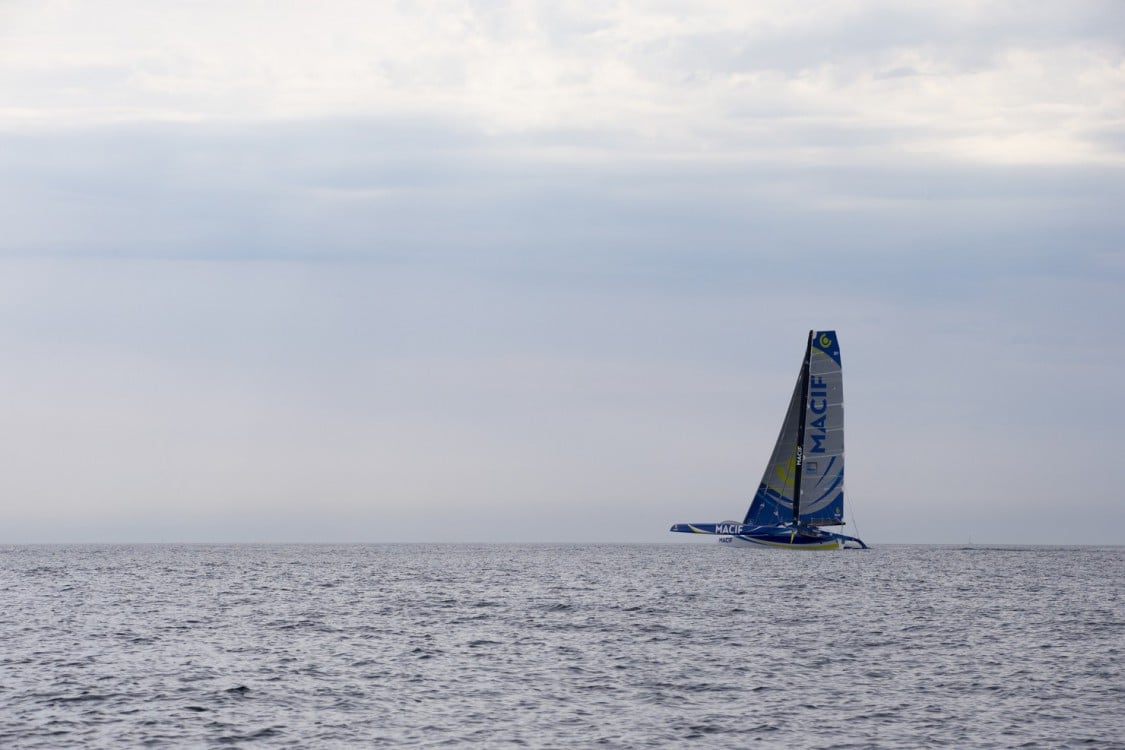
[1,544,1122,748]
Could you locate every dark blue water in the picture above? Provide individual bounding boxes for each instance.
[1,544,1122,748]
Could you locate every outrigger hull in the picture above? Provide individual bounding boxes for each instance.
[670,522,867,550]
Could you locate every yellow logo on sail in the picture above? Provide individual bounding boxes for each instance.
[819,333,832,348]
[774,455,797,488]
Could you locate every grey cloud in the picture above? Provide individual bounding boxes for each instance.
[597,2,1125,88]
[2,119,1122,265]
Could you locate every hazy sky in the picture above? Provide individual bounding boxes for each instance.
[2,1,1123,544]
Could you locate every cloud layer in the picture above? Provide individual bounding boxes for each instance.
[1,1,1123,543]
[3,1,1122,164]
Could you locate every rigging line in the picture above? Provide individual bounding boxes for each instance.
[848,502,863,541]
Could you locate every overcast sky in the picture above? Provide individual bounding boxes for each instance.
[1,1,1122,544]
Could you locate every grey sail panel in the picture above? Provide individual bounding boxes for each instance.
[743,361,804,526]
[798,330,845,526]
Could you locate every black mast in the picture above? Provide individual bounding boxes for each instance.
[791,330,813,526]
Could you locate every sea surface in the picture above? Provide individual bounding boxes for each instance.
[1,544,1122,748]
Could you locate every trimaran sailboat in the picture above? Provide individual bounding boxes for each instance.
[671,330,867,550]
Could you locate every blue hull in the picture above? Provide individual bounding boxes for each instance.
[670,522,867,550]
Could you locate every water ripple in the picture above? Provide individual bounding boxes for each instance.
[1,544,1123,747]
